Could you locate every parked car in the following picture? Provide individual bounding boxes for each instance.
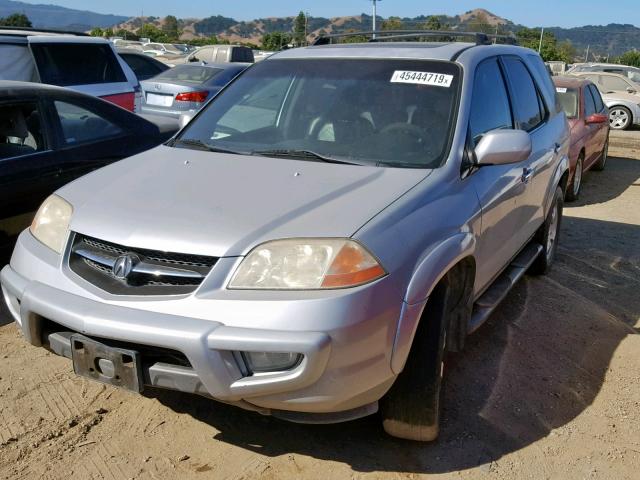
[571,71,639,96]
[0,27,141,112]
[140,63,249,118]
[553,77,609,201]
[1,38,569,442]
[143,42,183,56]
[117,49,170,82]
[0,81,178,246]
[185,45,254,64]
[567,62,640,85]
[600,90,640,130]
[546,61,566,76]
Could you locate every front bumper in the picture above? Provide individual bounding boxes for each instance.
[1,231,404,421]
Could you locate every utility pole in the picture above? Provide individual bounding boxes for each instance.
[305,11,309,46]
[538,27,544,53]
[585,45,590,62]
[370,0,382,39]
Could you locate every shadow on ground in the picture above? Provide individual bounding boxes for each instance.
[147,214,638,474]
[570,155,640,206]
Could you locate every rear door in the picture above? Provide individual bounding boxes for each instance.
[585,84,609,167]
[27,36,136,111]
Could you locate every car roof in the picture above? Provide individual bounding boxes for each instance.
[573,71,630,79]
[553,76,591,89]
[0,80,107,100]
[176,62,250,69]
[270,42,534,62]
[0,26,88,37]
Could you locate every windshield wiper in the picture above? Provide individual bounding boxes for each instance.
[170,138,246,155]
[251,149,363,165]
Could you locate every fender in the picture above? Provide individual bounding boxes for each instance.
[546,152,570,214]
[390,232,476,374]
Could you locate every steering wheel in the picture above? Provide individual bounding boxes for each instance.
[379,122,428,145]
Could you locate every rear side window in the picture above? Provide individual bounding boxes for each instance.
[469,58,513,145]
[54,101,122,144]
[121,54,163,79]
[589,84,605,112]
[502,57,545,132]
[0,102,46,159]
[600,75,630,92]
[583,86,597,117]
[31,43,126,86]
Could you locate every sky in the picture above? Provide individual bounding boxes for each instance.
[16,0,640,28]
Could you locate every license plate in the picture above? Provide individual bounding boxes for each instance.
[71,334,143,393]
[146,93,173,107]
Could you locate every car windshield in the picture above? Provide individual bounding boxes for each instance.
[177,59,461,168]
[556,87,579,118]
[154,65,223,84]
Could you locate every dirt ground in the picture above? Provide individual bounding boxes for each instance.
[0,131,639,480]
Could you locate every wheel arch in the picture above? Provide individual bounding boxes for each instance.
[391,235,476,374]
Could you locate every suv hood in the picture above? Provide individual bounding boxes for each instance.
[59,146,429,257]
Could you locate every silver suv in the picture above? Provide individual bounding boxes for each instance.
[1,36,570,441]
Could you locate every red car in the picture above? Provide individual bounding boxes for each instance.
[553,76,609,201]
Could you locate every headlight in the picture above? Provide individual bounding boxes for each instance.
[30,194,73,254]
[229,239,385,290]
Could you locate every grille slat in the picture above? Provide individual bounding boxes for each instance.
[69,233,218,295]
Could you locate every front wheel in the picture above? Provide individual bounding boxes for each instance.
[609,106,632,130]
[529,186,563,275]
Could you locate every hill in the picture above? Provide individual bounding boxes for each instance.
[0,0,127,31]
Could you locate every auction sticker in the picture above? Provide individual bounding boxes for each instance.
[556,87,568,93]
[391,70,454,87]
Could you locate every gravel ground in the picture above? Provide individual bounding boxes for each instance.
[0,130,638,479]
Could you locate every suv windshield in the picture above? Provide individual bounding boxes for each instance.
[177,59,461,168]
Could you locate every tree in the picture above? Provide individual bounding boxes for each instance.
[89,27,104,37]
[188,35,219,47]
[136,24,168,42]
[516,27,575,62]
[293,11,306,46]
[0,13,32,27]
[262,31,292,51]
[339,29,368,43]
[381,16,404,31]
[114,28,139,41]
[616,50,640,68]
[103,27,114,38]
[162,15,180,40]
[423,15,442,31]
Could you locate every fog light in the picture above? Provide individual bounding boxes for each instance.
[241,351,302,373]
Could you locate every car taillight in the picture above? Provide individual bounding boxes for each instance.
[175,91,209,103]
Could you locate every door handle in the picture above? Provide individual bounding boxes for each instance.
[522,167,534,184]
[554,143,561,154]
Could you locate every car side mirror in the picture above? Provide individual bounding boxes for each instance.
[626,87,636,94]
[474,129,532,166]
[178,111,196,129]
[188,56,198,63]
[586,113,608,124]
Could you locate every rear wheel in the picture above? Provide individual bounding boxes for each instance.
[529,186,563,275]
[609,106,631,130]
[565,154,583,202]
[592,138,608,171]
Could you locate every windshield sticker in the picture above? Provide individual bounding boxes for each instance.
[390,71,454,87]
[556,87,568,93]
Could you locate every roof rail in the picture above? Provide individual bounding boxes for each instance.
[0,26,89,37]
[312,30,518,47]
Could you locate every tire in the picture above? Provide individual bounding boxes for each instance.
[380,255,479,442]
[609,106,632,130]
[529,186,563,275]
[565,154,583,202]
[592,138,608,171]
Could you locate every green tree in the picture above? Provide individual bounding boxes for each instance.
[381,16,404,31]
[516,27,574,62]
[262,31,292,51]
[423,15,442,31]
[136,23,168,42]
[0,13,32,27]
[188,35,219,47]
[114,28,139,40]
[89,27,104,37]
[162,15,180,40]
[616,50,640,67]
[293,11,306,46]
[339,28,368,43]
[103,27,114,38]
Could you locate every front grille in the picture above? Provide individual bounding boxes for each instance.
[68,233,218,295]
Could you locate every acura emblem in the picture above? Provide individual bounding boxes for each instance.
[154,84,161,90]
[112,254,138,280]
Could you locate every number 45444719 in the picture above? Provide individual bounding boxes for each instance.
[390,70,454,87]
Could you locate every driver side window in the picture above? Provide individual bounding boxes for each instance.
[469,58,513,146]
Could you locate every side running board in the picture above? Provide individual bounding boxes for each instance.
[467,243,543,333]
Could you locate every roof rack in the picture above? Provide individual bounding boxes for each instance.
[312,30,518,47]
[0,26,89,37]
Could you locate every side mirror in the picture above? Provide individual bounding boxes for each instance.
[178,111,196,129]
[586,113,608,124]
[474,129,532,166]
[627,87,637,94]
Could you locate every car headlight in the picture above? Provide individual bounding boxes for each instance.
[229,239,386,290]
[30,194,73,254]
